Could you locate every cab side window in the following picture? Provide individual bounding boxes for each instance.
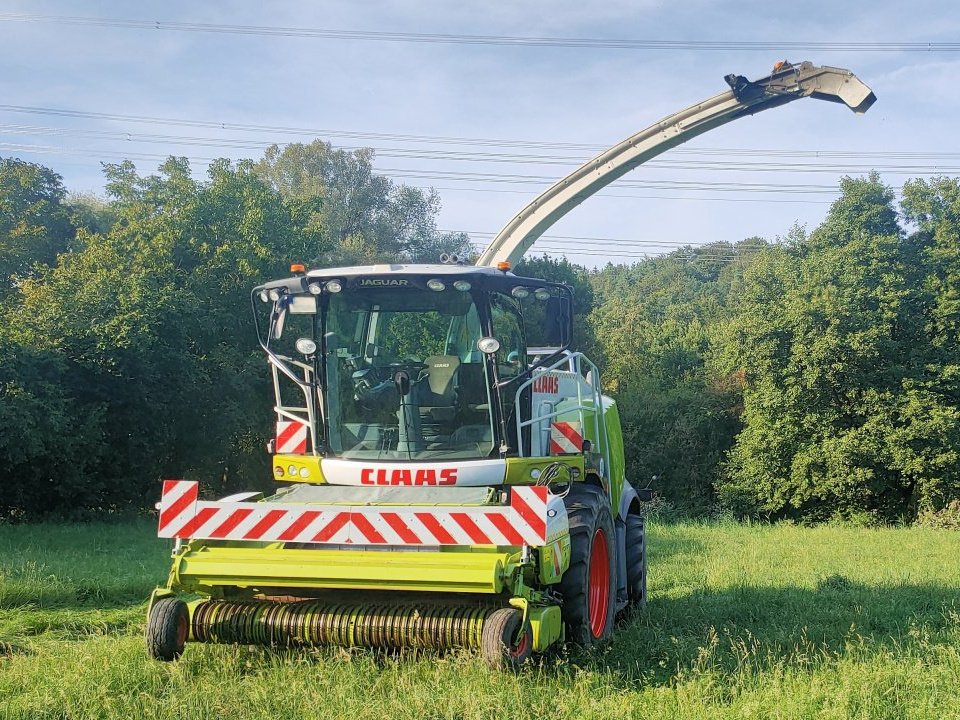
[490,294,525,378]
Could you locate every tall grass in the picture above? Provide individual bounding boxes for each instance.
[1,521,958,719]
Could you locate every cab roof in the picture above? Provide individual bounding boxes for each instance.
[305,263,511,279]
[254,263,535,294]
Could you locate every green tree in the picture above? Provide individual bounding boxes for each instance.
[0,158,74,293]
[720,175,960,521]
[8,158,294,514]
[587,242,759,509]
[255,141,471,264]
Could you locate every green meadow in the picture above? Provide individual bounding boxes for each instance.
[1,520,958,719]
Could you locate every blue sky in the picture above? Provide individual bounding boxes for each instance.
[2,1,959,265]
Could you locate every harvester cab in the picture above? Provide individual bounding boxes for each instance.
[255,263,578,471]
[147,61,875,668]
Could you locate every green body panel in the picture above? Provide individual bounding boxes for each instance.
[528,604,563,652]
[551,393,624,512]
[504,456,583,485]
[171,545,514,594]
[601,396,626,511]
[537,535,571,585]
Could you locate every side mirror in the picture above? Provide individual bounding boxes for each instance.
[272,306,287,340]
[544,296,571,346]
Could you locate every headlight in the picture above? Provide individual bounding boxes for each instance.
[477,337,501,354]
[453,280,472,291]
[325,279,343,293]
[295,338,318,355]
[511,286,530,299]
[427,279,446,292]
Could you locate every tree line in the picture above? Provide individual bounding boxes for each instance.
[1,147,957,523]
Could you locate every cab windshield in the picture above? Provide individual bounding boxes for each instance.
[323,287,496,459]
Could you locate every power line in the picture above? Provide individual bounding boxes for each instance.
[0,104,596,149]
[0,144,843,205]
[460,231,739,249]
[6,123,957,174]
[1,13,957,52]
[4,105,960,163]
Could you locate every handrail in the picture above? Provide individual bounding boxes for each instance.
[513,352,610,483]
[268,354,319,453]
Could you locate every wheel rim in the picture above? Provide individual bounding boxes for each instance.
[510,625,531,658]
[588,527,610,638]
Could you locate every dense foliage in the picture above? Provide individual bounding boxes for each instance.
[1,150,957,522]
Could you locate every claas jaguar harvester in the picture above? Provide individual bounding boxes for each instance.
[147,62,875,668]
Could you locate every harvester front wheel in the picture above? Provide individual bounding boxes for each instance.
[625,513,647,610]
[481,608,532,671]
[146,597,189,661]
[559,484,616,647]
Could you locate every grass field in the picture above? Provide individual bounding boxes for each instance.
[1,520,958,720]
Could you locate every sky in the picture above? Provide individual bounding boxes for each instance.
[2,0,959,266]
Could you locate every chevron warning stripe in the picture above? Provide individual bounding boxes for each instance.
[157,481,566,547]
[550,421,583,454]
[276,420,308,454]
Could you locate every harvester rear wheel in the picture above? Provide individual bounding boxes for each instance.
[481,608,531,671]
[146,597,189,661]
[559,484,616,647]
[625,513,647,610]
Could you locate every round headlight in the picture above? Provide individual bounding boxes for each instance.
[453,280,472,292]
[288,464,297,476]
[259,289,270,303]
[299,467,311,479]
[511,286,530,299]
[274,465,285,478]
[307,281,323,295]
[325,279,343,293]
[427,279,446,292]
[477,337,501,354]
[295,337,318,355]
[534,288,551,301]
[268,288,283,301]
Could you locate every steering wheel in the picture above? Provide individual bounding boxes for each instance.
[352,361,427,407]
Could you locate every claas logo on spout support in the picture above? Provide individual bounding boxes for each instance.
[361,467,458,485]
[532,375,560,394]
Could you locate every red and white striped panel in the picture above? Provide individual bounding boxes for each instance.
[157,481,567,547]
[276,421,308,454]
[550,421,583,454]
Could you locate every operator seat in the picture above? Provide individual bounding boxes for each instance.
[419,356,461,439]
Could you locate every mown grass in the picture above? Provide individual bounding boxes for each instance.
[0,520,958,719]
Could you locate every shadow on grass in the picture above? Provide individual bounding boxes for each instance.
[573,577,960,688]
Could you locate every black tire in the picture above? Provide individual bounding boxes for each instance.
[559,484,617,647]
[481,607,532,671]
[146,597,189,661]
[625,513,647,610]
